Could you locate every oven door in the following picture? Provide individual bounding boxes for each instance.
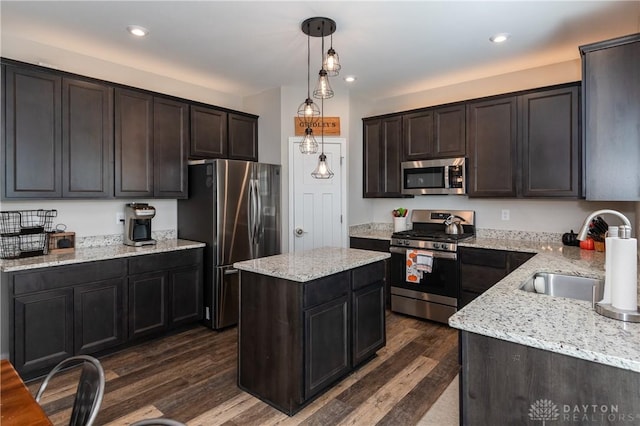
[389,245,459,323]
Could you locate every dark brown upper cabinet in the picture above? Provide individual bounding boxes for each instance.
[363,116,405,198]
[403,104,465,161]
[62,78,114,198]
[228,112,258,161]
[115,89,188,199]
[4,66,62,198]
[190,105,227,159]
[580,34,640,201]
[519,86,580,197]
[3,65,113,199]
[467,83,581,198]
[467,96,518,197]
[115,88,154,198]
[153,97,188,198]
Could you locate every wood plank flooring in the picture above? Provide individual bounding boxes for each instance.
[28,311,459,426]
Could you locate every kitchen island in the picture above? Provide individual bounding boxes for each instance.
[233,247,390,416]
[450,238,640,424]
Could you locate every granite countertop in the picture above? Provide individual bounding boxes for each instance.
[451,237,640,372]
[349,224,393,241]
[233,247,390,282]
[0,239,206,272]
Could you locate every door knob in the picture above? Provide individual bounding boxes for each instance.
[294,227,305,237]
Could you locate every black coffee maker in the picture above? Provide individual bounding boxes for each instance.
[123,203,156,246]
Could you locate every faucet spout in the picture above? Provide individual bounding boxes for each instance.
[577,209,632,241]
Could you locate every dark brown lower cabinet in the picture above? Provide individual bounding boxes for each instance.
[459,247,534,308]
[13,289,74,375]
[128,272,168,340]
[74,279,125,354]
[8,248,203,379]
[239,260,386,415]
[349,236,391,308]
[461,331,640,425]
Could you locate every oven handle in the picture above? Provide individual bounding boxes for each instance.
[389,246,457,260]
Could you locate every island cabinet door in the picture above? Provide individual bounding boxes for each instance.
[351,262,386,366]
[304,295,350,399]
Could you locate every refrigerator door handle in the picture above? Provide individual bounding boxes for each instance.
[255,178,263,243]
[247,179,255,258]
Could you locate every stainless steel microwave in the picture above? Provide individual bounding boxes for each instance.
[401,157,466,195]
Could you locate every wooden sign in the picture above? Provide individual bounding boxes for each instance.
[294,117,341,136]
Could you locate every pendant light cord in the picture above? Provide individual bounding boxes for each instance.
[306,23,311,99]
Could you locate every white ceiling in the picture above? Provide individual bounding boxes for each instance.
[1,1,639,101]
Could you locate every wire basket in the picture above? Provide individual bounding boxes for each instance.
[0,210,57,259]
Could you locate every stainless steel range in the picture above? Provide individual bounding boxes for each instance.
[390,209,475,324]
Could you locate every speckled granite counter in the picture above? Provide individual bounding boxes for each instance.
[233,247,390,282]
[451,237,640,372]
[0,239,205,272]
[349,223,394,241]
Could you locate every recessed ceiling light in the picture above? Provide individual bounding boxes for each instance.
[344,76,357,83]
[127,25,149,37]
[489,33,510,43]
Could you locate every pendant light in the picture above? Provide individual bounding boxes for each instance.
[311,96,334,179]
[324,33,341,77]
[297,21,320,154]
[299,17,339,179]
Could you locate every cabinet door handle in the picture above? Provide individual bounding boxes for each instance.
[224,269,239,275]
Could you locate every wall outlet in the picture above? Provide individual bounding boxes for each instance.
[501,209,510,221]
[116,212,125,225]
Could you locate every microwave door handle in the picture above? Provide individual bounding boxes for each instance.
[443,165,450,189]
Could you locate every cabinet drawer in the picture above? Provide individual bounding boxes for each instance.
[304,272,349,309]
[351,261,385,291]
[349,237,390,253]
[128,249,201,275]
[459,247,507,268]
[13,259,126,295]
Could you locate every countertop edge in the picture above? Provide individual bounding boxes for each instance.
[0,239,206,272]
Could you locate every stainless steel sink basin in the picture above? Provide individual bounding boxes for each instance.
[519,272,603,304]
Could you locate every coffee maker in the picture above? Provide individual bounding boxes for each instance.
[123,203,156,246]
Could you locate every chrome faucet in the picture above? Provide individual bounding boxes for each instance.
[577,209,632,241]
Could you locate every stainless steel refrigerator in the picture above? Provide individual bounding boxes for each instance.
[177,159,281,329]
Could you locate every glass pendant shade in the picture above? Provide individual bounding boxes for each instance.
[299,127,319,154]
[324,47,341,76]
[297,98,320,126]
[311,153,334,179]
[313,69,334,99]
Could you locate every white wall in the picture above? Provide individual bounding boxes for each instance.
[243,87,282,165]
[0,199,176,238]
[345,58,639,235]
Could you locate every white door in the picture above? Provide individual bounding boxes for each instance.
[290,138,345,252]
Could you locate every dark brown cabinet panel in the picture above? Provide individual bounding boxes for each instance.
[466,96,518,197]
[404,105,466,160]
[189,105,227,159]
[153,97,188,198]
[352,282,385,366]
[128,271,168,339]
[519,86,580,197]
[581,34,640,200]
[62,78,113,198]
[403,110,434,160]
[74,279,125,354]
[115,88,154,197]
[459,247,534,308]
[13,289,73,375]
[304,296,350,399]
[461,331,640,424]
[169,266,202,326]
[228,112,258,161]
[434,105,466,158]
[349,236,391,308]
[363,116,404,198]
[4,66,62,198]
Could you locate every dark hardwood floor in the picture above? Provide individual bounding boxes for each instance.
[28,311,459,425]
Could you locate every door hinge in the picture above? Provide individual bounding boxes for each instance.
[340,214,343,223]
[340,156,343,166]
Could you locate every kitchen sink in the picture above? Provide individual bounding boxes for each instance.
[519,272,603,304]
